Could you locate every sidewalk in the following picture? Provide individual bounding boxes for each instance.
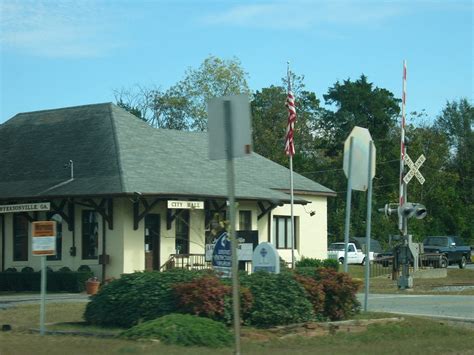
[0,293,90,308]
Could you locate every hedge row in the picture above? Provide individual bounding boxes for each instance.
[0,271,93,292]
[295,257,339,270]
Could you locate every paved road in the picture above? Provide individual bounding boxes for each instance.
[358,293,474,321]
[448,262,474,270]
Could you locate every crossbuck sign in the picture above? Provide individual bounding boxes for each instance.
[403,154,426,185]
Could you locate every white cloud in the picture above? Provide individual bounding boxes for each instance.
[201,1,404,30]
[0,0,124,58]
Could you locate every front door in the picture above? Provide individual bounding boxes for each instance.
[145,214,161,271]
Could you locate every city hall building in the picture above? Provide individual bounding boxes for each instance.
[0,103,335,280]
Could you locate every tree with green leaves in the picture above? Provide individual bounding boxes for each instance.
[317,75,400,153]
[114,85,189,129]
[172,56,251,131]
[251,74,322,171]
[115,56,250,131]
[433,98,474,243]
[309,75,401,242]
[113,59,472,246]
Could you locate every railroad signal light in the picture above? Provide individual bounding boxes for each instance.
[398,203,427,220]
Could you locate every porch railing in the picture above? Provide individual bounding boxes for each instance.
[161,254,212,271]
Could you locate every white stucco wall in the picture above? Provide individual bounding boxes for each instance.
[105,200,124,278]
[1,195,328,278]
[188,209,206,254]
[258,195,328,263]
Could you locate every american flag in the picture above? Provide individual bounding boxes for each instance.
[284,88,296,156]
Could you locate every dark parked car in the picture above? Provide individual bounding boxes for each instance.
[423,236,471,269]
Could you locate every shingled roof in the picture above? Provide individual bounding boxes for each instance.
[0,103,334,203]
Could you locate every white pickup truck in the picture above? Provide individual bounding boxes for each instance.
[327,242,373,265]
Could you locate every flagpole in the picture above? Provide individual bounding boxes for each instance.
[287,61,295,269]
[289,155,295,269]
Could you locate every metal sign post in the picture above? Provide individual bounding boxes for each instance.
[208,95,252,355]
[343,127,376,311]
[343,127,376,273]
[364,142,375,312]
[343,137,354,273]
[32,221,57,336]
[40,255,46,336]
[224,100,241,355]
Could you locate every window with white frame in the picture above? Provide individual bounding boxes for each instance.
[272,216,297,249]
[239,210,252,231]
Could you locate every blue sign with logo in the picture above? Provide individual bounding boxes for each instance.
[212,231,232,277]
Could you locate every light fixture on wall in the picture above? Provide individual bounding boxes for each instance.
[303,205,316,217]
[130,192,142,203]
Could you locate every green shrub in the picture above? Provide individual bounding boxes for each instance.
[84,269,205,328]
[294,274,325,318]
[50,271,92,292]
[58,266,72,272]
[173,275,253,324]
[307,268,361,321]
[295,258,339,270]
[77,265,91,272]
[4,268,17,272]
[240,271,314,327]
[322,259,340,270]
[296,257,322,268]
[120,314,232,348]
[0,271,91,292]
[21,266,34,273]
[0,271,39,291]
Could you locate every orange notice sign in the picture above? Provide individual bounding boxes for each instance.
[32,221,56,256]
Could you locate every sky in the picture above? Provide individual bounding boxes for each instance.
[0,0,472,123]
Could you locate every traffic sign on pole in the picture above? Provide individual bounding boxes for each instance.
[32,221,57,337]
[343,126,376,191]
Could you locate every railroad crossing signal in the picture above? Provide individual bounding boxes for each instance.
[403,154,425,185]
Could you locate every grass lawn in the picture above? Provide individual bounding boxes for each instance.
[1,302,474,354]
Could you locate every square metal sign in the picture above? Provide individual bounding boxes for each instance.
[32,221,56,256]
[207,94,252,160]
